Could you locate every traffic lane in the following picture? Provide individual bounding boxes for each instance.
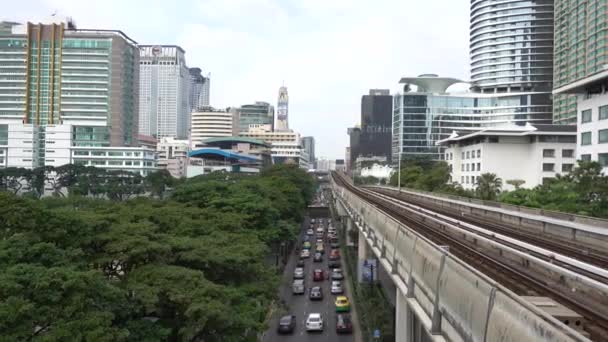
[263,218,353,342]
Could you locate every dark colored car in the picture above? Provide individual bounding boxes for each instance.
[336,314,353,334]
[277,315,296,334]
[330,242,339,249]
[328,260,341,269]
[313,269,324,281]
[296,259,305,267]
[309,286,323,300]
[313,252,323,262]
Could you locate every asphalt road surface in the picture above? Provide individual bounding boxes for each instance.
[262,215,356,342]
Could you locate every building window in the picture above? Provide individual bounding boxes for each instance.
[91,151,106,156]
[543,149,555,158]
[599,129,608,144]
[562,149,574,158]
[74,150,89,156]
[542,163,555,172]
[461,152,465,159]
[477,149,481,158]
[466,151,470,159]
[466,164,470,171]
[599,154,608,167]
[581,132,592,146]
[466,176,469,184]
[542,177,554,185]
[562,164,574,173]
[581,154,592,161]
[477,163,481,171]
[600,105,608,121]
[581,109,592,123]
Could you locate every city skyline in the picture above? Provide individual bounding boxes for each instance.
[3,0,470,159]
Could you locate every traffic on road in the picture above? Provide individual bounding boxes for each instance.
[263,191,356,342]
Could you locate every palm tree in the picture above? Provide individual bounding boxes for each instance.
[476,173,503,200]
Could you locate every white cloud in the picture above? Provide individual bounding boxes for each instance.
[6,0,470,159]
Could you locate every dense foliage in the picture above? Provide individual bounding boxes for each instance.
[0,164,314,341]
[389,158,608,218]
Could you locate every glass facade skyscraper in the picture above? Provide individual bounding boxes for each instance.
[139,45,190,140]
[188,67,210,112]
[237,101,274,132]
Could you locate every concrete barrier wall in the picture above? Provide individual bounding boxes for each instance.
[333,179,587,342]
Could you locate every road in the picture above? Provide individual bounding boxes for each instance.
[262,215,357,342]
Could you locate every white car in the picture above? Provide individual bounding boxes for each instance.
[293,267,305,279]
[331,281,343,294]
[306,313,324,331]
[300,249,310,258]
[306,229,314,236]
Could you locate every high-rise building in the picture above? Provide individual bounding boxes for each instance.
[0,17,155,172]
[392,75,553,161]
[276,85,289,130]
[188,67,210,111]
[470,0,554,122]
[190,107,236,148]
[553,0,608,172]
[236,101,274,132]
[359,89,392,163]
[301,136,315,168]
[240,124,308,168]
[139,45,190,140]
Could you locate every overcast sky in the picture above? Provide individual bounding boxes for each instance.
[6,0,470,159]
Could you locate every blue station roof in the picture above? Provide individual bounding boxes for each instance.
[188,148,261,162]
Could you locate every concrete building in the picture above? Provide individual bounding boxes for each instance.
[157,137,189,178]
[302,136,315,168]
[393,75,553,162]
[187,137,271,177]
[470,0,554,118]
[316,157,336,172]
[360,164,393,180]
[239,124,308,168]
[345,147,351,172]
[188,67,210,111]
[276,85,289,130]
[335,159,346,172]
[438,123,577,190]
[190,107,236,148]
[0,17,151,172]
[236,101,274,132]
[139,45,190,139]
[360,89,392,162]
[553,0,608,172]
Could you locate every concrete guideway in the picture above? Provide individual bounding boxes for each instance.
[332,174,591,342]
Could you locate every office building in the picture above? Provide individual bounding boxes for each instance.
[190,107,236,148]
[187,137,271,177]
[276,85,289,130]
[553,0,608,172]
[188,67,210,111]
[157,137,189,178]
[239,124,308,168]
[359,89,392,162]
[392,75,553,162]
[302,136,315,168]
[316,157,336,172]
[439,123,577,190]
[0,17,154,173]
[236,101,274,132]
[335,159,346,172]
[139,45,190,139]
[345,147,351,172]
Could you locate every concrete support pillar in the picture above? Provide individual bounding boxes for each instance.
[346,216,355,247]
[395,288,412,342]
[357,230,370,283]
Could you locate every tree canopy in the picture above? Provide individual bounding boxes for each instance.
[0,164,315,341]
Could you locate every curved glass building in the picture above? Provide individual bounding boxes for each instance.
[470,0,554,93]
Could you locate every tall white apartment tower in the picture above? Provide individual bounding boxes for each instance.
[139,45,190,139]
[276,86,289,131]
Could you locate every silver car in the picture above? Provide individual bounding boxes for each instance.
[331,281,343,294]
[293,267,305,279]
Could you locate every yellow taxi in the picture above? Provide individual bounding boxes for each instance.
[315,243,324,254]
[335,296,351,312]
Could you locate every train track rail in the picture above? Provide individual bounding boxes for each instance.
[370,186,608,270]
[332,172,608,340]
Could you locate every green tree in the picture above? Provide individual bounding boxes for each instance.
[145,170,174,199]
[476,173,502,200]
[505,179,526,190]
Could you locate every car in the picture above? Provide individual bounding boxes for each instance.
[331,268,344,280]
[330,242,340,249]
[306,313,324,331]
[335,296,351,312]
[277,314,296,334]
[331,281,343,294]
[316,227,324,233]
[300,249,310,258]
[329,251,340,261]
[335,314,353,334]
[309,286,323,300]
[315,244,324,254]
[311,219,316,224]
[316,232,324,239]
[303,235,310,242]
[328,260,341,269]
[313,252,323,262]
[316,238,324,244]
[296,259,305,267]
[293,267,305,279]
[292,279,305,294]
[303,241,311,250]
[307,229,314,236]
[313,269,324,281]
